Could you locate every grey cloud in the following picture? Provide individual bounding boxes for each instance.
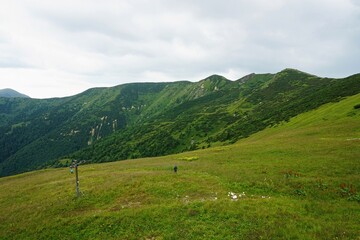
[0,58,32,69]
[0,0,359,98]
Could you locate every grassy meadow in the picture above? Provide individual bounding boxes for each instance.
[0,94,359,239]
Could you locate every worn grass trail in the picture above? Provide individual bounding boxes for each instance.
[0,94,359,239]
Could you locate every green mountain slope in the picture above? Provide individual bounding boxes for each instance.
[0,69,359,177]
[0,93,359,239]
[0,79,228,176]
[69,69,360,163]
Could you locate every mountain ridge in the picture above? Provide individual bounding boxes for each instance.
[0,68,359,177]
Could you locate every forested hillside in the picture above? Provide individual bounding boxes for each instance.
[1,69,359,177]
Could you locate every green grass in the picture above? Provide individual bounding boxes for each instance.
[0,94,359,239]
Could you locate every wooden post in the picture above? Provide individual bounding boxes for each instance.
[70,159,86,197]
[75,163,80,197]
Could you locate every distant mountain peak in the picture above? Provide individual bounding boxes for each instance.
[197,74,232,92]
[201,74,229,82]
[0,88,30,98]
[279,68,317,77]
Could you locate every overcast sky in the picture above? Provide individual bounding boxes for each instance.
[0,0,359,98]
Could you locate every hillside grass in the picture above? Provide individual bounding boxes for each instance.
[0,94,359,239]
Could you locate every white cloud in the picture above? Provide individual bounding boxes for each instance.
[0,0,359,98]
